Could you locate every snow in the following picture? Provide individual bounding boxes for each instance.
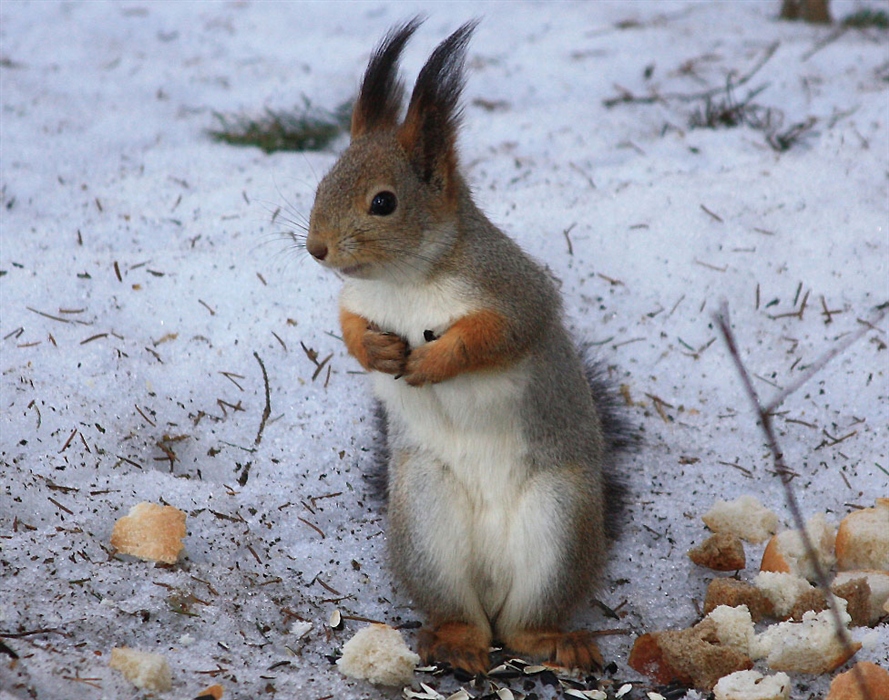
[1,1,886,698]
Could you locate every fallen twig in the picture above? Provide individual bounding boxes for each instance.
[253,351,271,446]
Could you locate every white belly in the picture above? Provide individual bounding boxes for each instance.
[342,276,545,620]
[378,363,536,615]
[374,360,529,472]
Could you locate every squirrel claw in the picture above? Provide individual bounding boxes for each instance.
[504,629,603,672]
[418,622,490,676]
[362,329,408,375]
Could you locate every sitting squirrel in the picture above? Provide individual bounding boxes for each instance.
[306,18,628,674]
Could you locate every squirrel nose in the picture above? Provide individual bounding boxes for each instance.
[306,237,328,261]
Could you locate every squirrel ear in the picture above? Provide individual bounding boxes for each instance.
[351,17,424,139]
[398,20,478,195]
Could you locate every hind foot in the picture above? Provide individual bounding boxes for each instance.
[504,628,604,671]
[418,621,491,675]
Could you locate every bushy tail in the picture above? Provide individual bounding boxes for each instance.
[582,354,637,542]
[362,401,391,503]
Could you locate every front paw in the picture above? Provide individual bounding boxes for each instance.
[403,341,451,386]
[363,329,408,375]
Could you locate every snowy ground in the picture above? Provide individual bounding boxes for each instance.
[1,1,887,699]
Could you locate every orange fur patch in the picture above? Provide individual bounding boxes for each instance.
[339,307,373,370]
[405,308,515,386]
[340,306,408,375]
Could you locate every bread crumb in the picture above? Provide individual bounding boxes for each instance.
[702,495,779,544]
[713,670,791,700]
[787,587,829,621]
[831,576,872,627]
[110,501,186,564]
[195,685,224,700]
[753,571,817,618]
[704,578,774,622]
[752,601,861,674]
[705,605,755,656]
[836,500,889,571]
[628,618,753,691]
[109,646,172,692]
[826,661,889,700]
[759,513,836,582]
[688,532,746,571]
[337,623,419,686]
[833,571,889,626]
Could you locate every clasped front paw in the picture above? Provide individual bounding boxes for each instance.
[402,341,450,387]
[362,329,409,375]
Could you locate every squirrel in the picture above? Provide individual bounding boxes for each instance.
[306,18,628,675]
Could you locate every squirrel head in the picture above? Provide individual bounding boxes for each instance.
[307,18,478,282]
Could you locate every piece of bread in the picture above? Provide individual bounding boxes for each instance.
[713,670,791,700]
[704,578,775,622]
[835,500,889,571]
[759,513,836,582]
[688,532,746,571]
[702,495,779,544]
[752,602,861,674]
[337,624,420,686]
[194,685,224,700]
[752,570,833,620]
[705,605,755,656]
[786,587,829,621]
[831,576,872,628]
[110,501,186,564]
[628,618,753,691]
[826,661,889,700]
[109,647,172,692]
[833,570,889,626]
[755,569,877,622]
[753,571,819,619]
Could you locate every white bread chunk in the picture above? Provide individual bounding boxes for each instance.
[752,600,861,673]
[832,570,889,625]
[835,499,889,571]
[713,670,791,700]
[702,495,779,544]
[109,647,172,692]
[705,605,756,656]
[759,513,836,581]
[753,571,816,618]
[110,501,186,564]
[337,624,420,686]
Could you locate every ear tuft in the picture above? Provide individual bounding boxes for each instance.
[351,17,424,139]
[398,20,479,191]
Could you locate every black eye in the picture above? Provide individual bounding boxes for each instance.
[369,191,397,216]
